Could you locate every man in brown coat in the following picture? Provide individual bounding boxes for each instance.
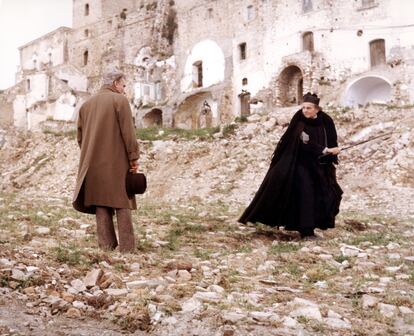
[73,71,139,253]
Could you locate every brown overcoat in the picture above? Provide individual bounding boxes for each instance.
[72,85,139,214]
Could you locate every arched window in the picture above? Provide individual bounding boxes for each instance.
[302,31,314,52]
[83,50,89,66]
[242,78,248,86]
[85,3,89,16]
[369,39,386,67]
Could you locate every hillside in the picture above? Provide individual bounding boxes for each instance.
[0,105,413,335]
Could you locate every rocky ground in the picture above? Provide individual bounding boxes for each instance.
[0,104,413,335]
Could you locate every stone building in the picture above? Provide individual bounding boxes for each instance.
[1,0,413,130]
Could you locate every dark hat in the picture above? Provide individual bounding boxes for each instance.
[303,92,320,105]
[126,172,147,195]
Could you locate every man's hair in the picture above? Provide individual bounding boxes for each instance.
[103,70,125,85]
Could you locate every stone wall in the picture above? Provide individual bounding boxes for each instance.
[2,0,414,131]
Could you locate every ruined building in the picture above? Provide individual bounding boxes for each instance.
[1,0,413,130]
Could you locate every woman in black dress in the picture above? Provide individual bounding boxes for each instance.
[239,93,343,239]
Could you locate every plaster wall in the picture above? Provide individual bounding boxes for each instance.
[20,28,70,71]
[26,74,48,108]
[181,40,225,93]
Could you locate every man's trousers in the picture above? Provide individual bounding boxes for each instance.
[95,206,135,253]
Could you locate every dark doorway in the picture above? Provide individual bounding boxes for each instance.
[302,32,314,52]
[239,91,251,116]
[143,109,163,127]
[278,65,303,106]
[370,39,386,67]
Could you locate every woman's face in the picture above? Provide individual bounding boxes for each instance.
[302,102,319,119]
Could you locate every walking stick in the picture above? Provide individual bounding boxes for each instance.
[340,131,394,151]
[318,131,394,162]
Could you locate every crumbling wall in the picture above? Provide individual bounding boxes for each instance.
[19,27,72,72]
[0,92,14,127]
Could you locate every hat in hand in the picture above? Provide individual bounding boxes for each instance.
[126,172,147,195]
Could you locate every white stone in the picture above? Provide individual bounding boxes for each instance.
[385,266,401,273]
[181,298,202,313]
[263,119,276,131]
[386,242,400,250]
[314,281,328,289]
[92,289,104,296]
[0,258,14,267]
[208,284,225,294]
[126,279,166,289]
[222,311,246,323]
[164,316,178,324]
[35,226,50,235]
[289,298,322,321]
[166,270,177,278]
[399,306,414,315]
[283,316,298,328]
[387,253,401,260]
[362,295,379,309]
[379,277,392,285]
[11,269,27,281]
[67,287,79,295]
[319,254,333,260]
[340,245,363,257]
[327,310,342,319]
[148,303,157,315]
[250,311,276,322]
[378,303,397,318]
[177,270,192,282]
[247,114,261,122]
[70,279,87,292]
[257,260,277,273]
[324,317,351,329]
[290,306,322,321]
[72,300,86,309]
[26,266,39,273]
[130,263,140,272]
[83,269,102,288]
[104,288,128,297]
[193,291,221,303]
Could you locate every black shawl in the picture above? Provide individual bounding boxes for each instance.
[239,109,341,228]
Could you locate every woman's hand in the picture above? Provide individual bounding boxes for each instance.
[327,147,341,155]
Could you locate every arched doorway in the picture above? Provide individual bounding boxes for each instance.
[174,92,213,129]
[278,65,303,106]
[343,76,392,106]
[142,108,163,127]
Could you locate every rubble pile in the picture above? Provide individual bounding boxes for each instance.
[1,104,413,215]
[0,104,413,335]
